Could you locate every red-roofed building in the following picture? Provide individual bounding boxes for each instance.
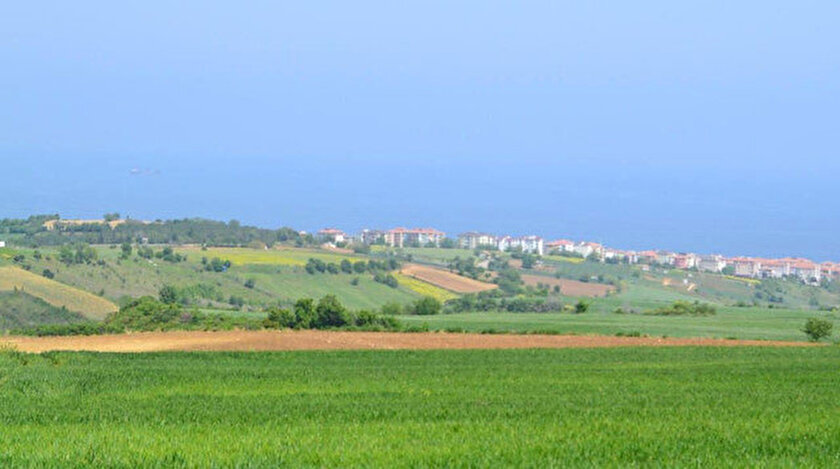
[317,228,347,243]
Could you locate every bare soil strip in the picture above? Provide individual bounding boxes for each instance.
[400,264,497,293]
[1,330,818,353]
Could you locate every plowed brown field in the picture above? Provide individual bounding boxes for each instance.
[1,330,817,353]
[521,274,615,297]
[401,264,497,293]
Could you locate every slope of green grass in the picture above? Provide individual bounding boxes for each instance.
[0,290,87,330]
[6,246,421,311]
[0,348,838,466]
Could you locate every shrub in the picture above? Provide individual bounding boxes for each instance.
[647,301,716,316]
[802,318,833,342]
[574,300,590,314]
[244,278,256,289]
[314,295,350,328]
[411,296,442,316]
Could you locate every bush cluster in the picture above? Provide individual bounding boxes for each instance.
[445,292,564,314]
[646,301,716,316]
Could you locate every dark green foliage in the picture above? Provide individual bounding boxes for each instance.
[495,269,523,294]
[314,295,350,328]
[159,285,179,304]
[244,278,256,289]
[340,259,353,273]
[293,298,316,329]
[410,296,442,316]
[41,268,55,279]
[119,242,132,259]
[575,300,590,314]
[373,272,399,288]
[445,292,564,313]
[802,318,833,342]
[264,307,296,328]
[647,301,717,316]
[206,257,231,272]
[58,244,98,265]
[2,216,309,247]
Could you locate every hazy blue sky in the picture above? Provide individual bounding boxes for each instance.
[2,2,838,259]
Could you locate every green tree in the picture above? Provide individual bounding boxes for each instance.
[159,285,179,305]
[120,242,133,259]
[802,318,833,342]
[314,295,349,328]
[413,296,442,316]
[293,298,316,328]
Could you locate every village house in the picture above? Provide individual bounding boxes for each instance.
[571,242,602,259]
[458,232,499,250]
[316,228,347,244]
[731,258,761,278]
[697,255,727,273]
[359,229,385,245]
[384,227,445,248]
[546,239,575,254]
[672,254,698,270]
[497,235,544,256]
[0,240,5,248]
[656,251,676,266]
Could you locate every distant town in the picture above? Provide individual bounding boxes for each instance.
[316,227,840,284]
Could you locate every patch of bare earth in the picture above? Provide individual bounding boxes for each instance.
[521,274,615,297]
[1,330,818,353]
[401,264,497,293]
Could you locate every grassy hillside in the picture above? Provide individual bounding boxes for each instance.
[0,348,838,466]
[0,290,87,330]
[1,246,429,311]
[0,266,117,319]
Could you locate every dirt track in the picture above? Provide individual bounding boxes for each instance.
[1,330,818,353]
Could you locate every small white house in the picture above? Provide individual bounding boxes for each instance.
[0,241,5,248]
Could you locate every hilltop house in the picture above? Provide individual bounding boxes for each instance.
[497,235,544,256]
[0,241,5,248]
[458,232,499,250]
[546,239,575,254]
[317,228,347,244]
[385,227,445,247]
[697,255,727,273]
[359,229,385,245]
[732,258,761,278]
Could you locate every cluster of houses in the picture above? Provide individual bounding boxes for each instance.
[317,227,446,248]
[315,227,840,284]
[545,241,840,284]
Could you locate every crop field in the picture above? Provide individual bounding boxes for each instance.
[398,305,839,341]
[401,264,497,293]
[0,267,117,319]
[177,246,361,266]
[393,273,459,302]
[521,274,615,297]
[544,254,585,264]
[0,347,837,466]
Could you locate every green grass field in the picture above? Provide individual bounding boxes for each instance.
[398,306,839,341]
[0,347,838,466]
